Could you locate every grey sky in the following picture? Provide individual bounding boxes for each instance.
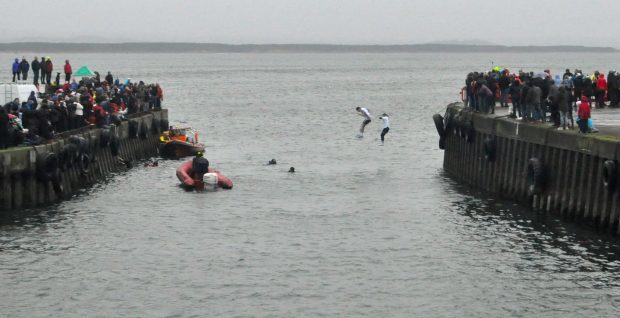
[3,0,619,47]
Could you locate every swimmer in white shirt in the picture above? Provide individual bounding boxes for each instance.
[379,113,390,145]
[355,107,372,136]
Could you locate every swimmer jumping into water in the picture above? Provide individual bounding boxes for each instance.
[355,106,371,137]
[379,113,390,145]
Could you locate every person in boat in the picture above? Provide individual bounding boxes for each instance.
[355,106,371,136]
[159,131,170,143]
[192,151,209,177]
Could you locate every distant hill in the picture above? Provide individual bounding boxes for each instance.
[0,42,615,53]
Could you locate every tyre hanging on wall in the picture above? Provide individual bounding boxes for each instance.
[433,114,446,150]
[78,153,90,175]
[464,120,475,143]
[36,151,60,182]
[138,121,148,139]
[128,120,139,139]
[100,129,112,148]
[527,158,545,195]
[110,135,120,157]
[160,118,169,133]
[603,160,617,191]
[483,137,496,162]
[151,118,161,135]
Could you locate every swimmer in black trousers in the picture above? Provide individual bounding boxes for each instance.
[355,106,371,137]
[379,113,390,145]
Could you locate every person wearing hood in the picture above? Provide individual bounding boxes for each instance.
[596,73,607,108]
[11,58,20,82]
[577,96,591,133]
[27,91,38,109]
[31,56,40,85]
[19,58,30,81]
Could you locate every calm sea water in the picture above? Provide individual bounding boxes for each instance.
[1,52,620,317]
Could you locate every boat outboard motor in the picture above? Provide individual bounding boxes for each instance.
[202,173,219,191]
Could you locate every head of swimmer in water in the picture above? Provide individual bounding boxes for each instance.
[268,159,277,165]
[196,151,203,158]
[288,167,295,173]
[355,107,361,112]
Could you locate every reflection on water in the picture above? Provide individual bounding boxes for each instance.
[1,52,620,317]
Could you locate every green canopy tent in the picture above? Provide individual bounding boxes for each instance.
[73,66,95,78]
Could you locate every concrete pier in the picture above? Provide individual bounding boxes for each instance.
[0,109,167,212]
[439,103,620,234]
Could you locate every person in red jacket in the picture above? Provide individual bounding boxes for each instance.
[64,60,72,83]
[596,73,607,108]
[44,58,53,85]
[577,96,591,133]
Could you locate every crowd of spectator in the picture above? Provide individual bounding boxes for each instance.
[464,68,620,133]
[1,56,164,149]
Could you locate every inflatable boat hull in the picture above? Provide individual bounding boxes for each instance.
[176,160,233,190]
[161,140,205,158]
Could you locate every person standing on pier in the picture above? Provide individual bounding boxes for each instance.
[355,106,372,137]
[577,96,591,133]
[11,58,20,82]
[31,57,40,85]
[64,60,72,83]
[44,58,53,85]
[19,58,29,81]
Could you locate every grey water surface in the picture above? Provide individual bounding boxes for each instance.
[1,52,620,317]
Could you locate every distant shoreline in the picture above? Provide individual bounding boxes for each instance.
[0,42,615,53]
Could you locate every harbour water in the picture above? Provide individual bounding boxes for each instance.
[1,52,620,317]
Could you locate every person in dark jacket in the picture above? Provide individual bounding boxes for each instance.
[498,71,511,108]
[0,108,9,149]
[105,71,113,85]
[11,58,20,82]
[27,91,38,109]
[40,57,46,84]
[509,78,522,118]
[19,58,29,81]
[31,57,40,85]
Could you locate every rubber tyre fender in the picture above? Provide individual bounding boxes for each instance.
[100,129,112,148]
[151,118,161,135]
[464,120,475,143]
[59,143,79,170]
[527,158,545,195]
[128,120,139,139]
[51,173,64,197]
[443,112,453,137]
[483,137,496,162]
[36,151,60,182]
[138,121,148,140]
[69,136,89,155]
[160,119,169,133]
[110,135,120,157]
[603,160,617,191]
[432,114,445,139]
[78,153,90,175]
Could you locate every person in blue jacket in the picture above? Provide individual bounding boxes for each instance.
[11,58,20,82]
